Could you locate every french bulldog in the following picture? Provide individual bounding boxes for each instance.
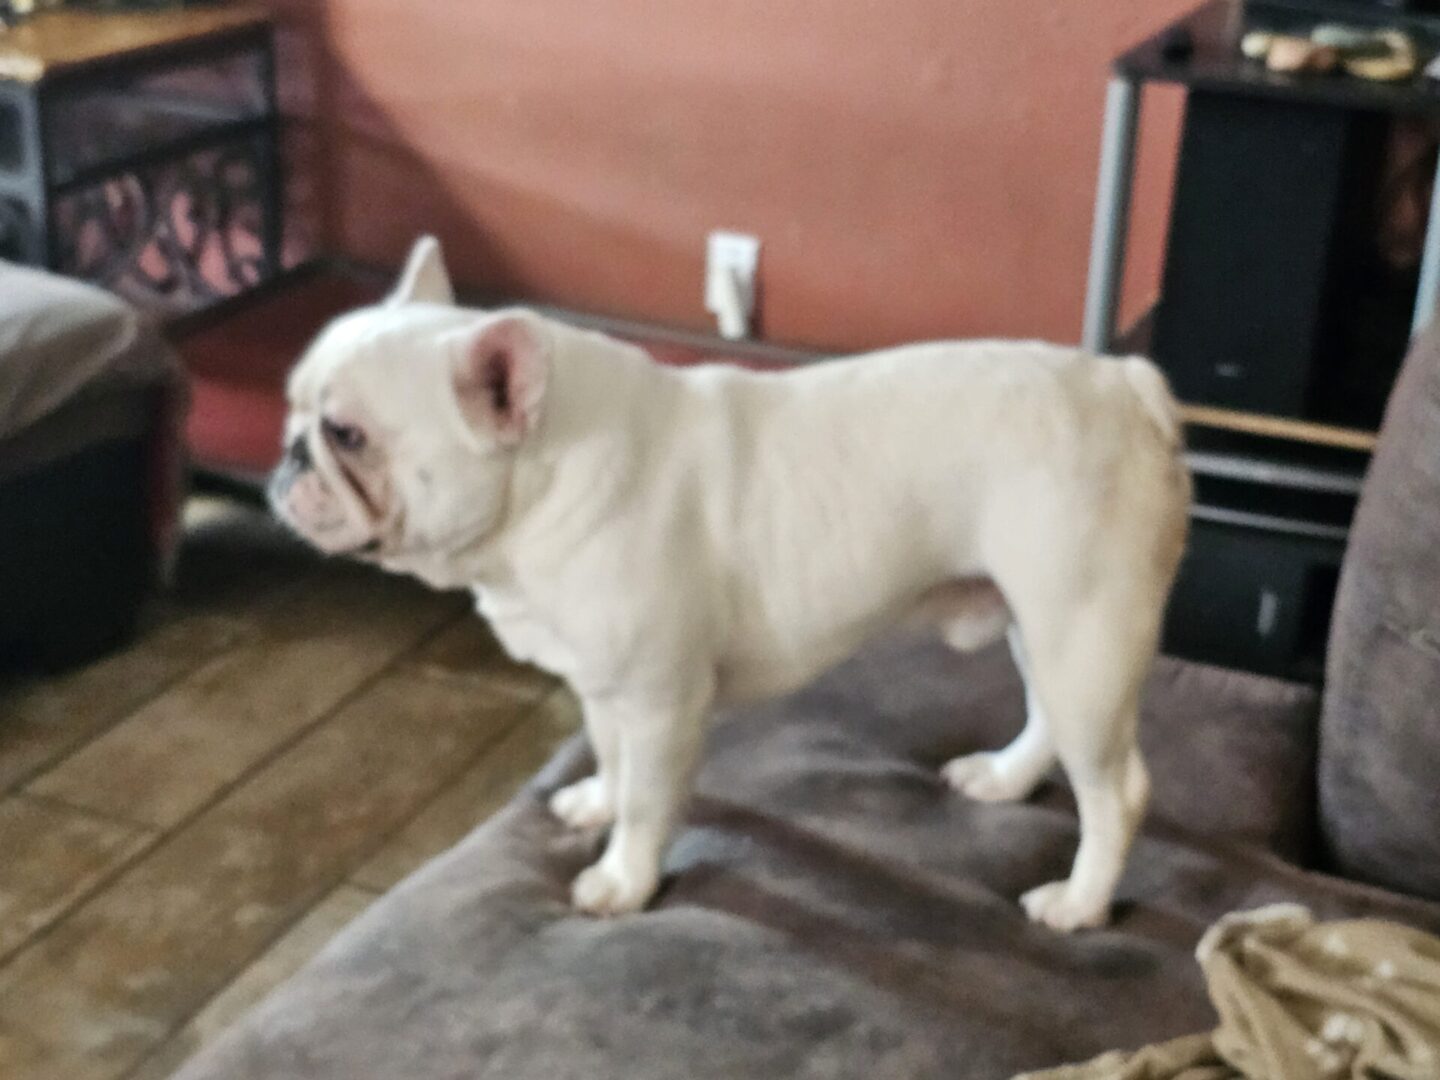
[271,236,1190,931]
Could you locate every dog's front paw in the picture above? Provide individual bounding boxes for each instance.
[571,859,658,917]
[549,777,614,829]
[1020,880,1109,932]
[942,751,1038,803]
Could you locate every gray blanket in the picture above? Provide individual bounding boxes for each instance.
[172,635,1440,1080]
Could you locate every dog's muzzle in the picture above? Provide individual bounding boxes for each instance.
[267,435,311,508]
[287,435,312,470]
[267,435,383,557]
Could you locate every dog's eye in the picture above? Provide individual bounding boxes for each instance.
[323,418,367,452]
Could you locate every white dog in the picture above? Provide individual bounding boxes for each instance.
[271,237,1190,931]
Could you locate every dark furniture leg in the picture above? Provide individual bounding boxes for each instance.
[0,438,154,672]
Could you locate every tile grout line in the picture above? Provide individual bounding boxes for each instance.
[0,599,336,970]
[0,625,251,799]
[101,603,472,841]
[333,664,546,880]
[6,513,369,794]
[393,661,559,706]
[13,789,160,835]
[37,598,470,831]
[12,553,358,799]
[113,878,370,1080]
[341,683,561,894]
[115,668,553,1080]
[0,607,466,993]
[0,827,167,972]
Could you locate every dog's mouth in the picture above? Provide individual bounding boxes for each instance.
[335,456,383,522]
[331,462,402,559]
[269,446,391,558]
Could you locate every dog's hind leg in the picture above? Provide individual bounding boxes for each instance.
[1011,591,1155,932]
[943,624,1056,802]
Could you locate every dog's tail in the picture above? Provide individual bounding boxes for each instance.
[1122,357,1183,451]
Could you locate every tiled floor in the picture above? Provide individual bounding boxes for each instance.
[0,496,579,1080]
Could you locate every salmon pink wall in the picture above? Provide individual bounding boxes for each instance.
[272,1,1191,351]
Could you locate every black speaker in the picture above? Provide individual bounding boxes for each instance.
[1151,91,1410,430]
[1163,460,1357,682]
[1284,0,1440,12]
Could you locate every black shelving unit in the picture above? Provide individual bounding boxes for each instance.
[1082,0,1440,680]
[0,6,282,312]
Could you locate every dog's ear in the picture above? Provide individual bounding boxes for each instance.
[450,312,549,447]
[387,235,454,307]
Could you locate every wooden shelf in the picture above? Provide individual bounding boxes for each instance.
[1115,307,1381,453]
[0,5,269,84]
[1180,403,1378,452]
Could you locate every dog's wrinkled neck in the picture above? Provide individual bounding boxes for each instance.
[381,451,547,590]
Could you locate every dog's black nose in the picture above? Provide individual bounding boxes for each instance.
[288,436,312,469]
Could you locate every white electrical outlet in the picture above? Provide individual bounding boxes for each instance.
[705,230,760,340]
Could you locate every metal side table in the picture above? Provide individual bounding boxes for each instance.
[0,4,281,311]
[1083,0,1440,358]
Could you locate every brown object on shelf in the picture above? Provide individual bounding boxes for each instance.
[1180,403,1379,452]
[1265,36,1339,75]
[1240,31,1275,61]
[1342,30,1418,83]
[0,4,268,83]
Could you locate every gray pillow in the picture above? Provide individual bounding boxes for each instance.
[1320,324,1440,901]
[0,260,178,443]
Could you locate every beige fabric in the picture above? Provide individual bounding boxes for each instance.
[1018,905,1440,1080]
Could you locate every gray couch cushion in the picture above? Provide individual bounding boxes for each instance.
[170,636,1422,1080]
[0,260,181,477]
[879,644,1322,861]
[1321,326,1440,902]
